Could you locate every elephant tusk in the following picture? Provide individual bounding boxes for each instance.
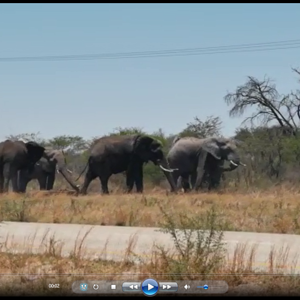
[56,168,60,174]
[67,168,73,174]
[229,160,239,167]
[159,164,179,173]
[239,162,247,167]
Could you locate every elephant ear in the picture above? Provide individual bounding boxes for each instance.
[25,141,45,162]
[202,138,222,160]
[43,148,53,162]
[134,135,155,154]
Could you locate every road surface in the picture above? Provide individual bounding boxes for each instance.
[0,221,299,273]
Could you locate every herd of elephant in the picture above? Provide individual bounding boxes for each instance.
[0,134,246,195]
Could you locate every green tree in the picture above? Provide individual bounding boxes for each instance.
[5,132,47,146]
[109,126,146,136]
[48,135,88,152]
[179,115,223,138]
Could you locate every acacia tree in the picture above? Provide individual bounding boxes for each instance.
[224,68,300,136]
[225,68,300,182]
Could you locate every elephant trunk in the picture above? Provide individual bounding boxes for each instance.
[157,157,178,192]
[57,166,80,192]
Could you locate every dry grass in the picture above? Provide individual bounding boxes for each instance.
[1,186,300,234]
[0,185,300,295]
[0,225,298,296]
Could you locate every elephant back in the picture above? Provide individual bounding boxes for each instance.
[171,136,181,146]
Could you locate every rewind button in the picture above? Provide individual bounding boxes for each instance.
[130,284,139,290]
[159,282,178,292]
[122,282,141,292]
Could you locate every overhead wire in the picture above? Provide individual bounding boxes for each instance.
[0,38,300,62]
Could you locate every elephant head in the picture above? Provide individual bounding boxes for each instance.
[193,137,246,190]
[134,135,178,191]
[201,137,245,170]
[45,149,80,192]
[24,141,45,172]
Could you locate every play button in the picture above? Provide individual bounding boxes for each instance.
[141,279,159,296]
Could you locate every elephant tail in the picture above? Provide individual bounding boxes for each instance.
[75,159,89,182]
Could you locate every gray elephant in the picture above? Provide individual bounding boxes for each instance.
[17,149,80,193]
[76,134,178,195]
[167,136,245,192]
[0,139,45,193]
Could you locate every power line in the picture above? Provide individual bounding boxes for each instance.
[1,38,300,62]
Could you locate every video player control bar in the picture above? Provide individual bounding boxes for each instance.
[72,280,228,295]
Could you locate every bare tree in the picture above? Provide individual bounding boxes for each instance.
[224,70,300,136]
[291,67,300,121]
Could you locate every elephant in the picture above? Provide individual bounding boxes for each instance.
[167,136,246,193]
[17,149,80,193]
[0,139,45,193]
[75,134,178,195]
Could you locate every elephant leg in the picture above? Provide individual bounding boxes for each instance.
[198,170,209,189]
[46,174,55,190]
[194,151,208,191]
[190,171,197,189]
[181,173,191,193]
[99,175,110,194]
[176,176,182,189]
[38,175,47,190]
[11,177,19,192]
[18,179,29,193]
[17,173,29,193]
[3,164,18,193]
[172,171,181,189]
[134,164,143,193]
[208,175,216,190]
[16,169,28,193]
[10,170,19,193]
[125,170,135,193]
[80,168,97,195]
[208,169,222,190]
[182,180,190,192]
[0,166,4,193]
[2,164,10,193]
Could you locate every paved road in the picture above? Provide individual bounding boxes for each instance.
[0,221,299,273]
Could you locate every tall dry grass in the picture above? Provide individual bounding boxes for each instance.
[1,186,300,234]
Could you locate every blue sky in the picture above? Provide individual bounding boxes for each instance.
[1,4,300,141]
